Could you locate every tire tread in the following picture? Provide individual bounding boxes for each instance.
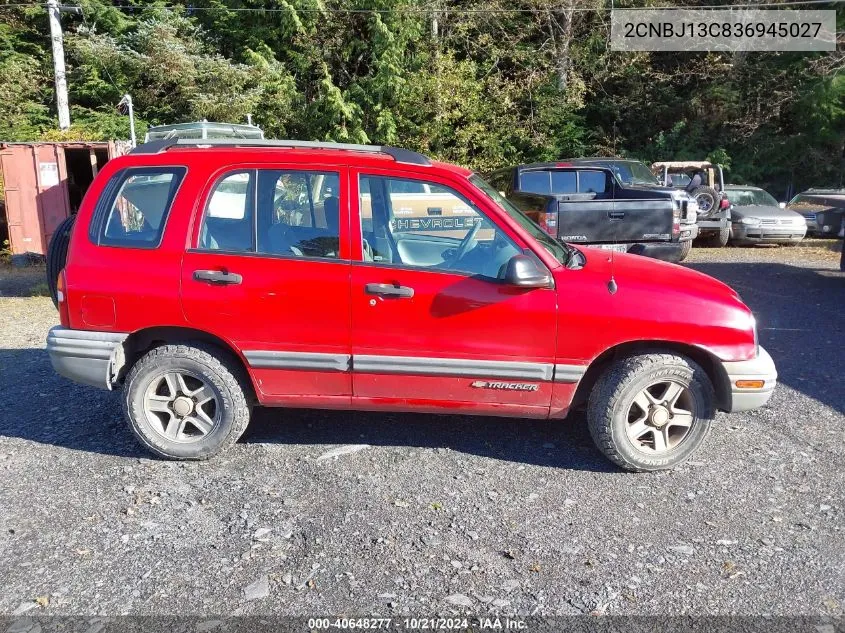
[122,342,251,460]
[587,352,714,472]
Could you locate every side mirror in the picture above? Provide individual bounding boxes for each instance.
[778,202,786,209]
[503,254,552,288]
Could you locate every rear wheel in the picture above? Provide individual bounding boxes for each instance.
[678,239,692,261]
[46,214,76,308]
[714,224,730,247]
[123,343,252,460]
[587,352,715,472]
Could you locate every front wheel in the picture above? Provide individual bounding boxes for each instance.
[123,343,252,460]
[587,353,715,472]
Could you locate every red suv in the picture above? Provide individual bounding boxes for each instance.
[46,139,776,471]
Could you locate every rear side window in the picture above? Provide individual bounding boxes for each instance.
[520,170,580,195]
[198,168,342,259]
[93,167,186,248]
[520,171,551,195]
[578,170,608,194]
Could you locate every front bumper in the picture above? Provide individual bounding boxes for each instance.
[720,346,777,412]
[731,223,806,243]
[46,326,128,389]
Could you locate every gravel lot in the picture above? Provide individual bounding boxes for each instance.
[0,242,843,617]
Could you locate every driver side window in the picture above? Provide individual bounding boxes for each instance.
[359,175,520,279]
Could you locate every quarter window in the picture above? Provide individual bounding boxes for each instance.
[359,175,519,279]
[97,167,185,248]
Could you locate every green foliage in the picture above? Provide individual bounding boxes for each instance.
[0,0,842,196]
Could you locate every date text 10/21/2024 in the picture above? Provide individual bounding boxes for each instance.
[306,618,529,630]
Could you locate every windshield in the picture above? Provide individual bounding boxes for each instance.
[469,174,569,264]
[597,160,660,186]
[725,188,778,207]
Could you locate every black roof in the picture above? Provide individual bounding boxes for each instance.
[496,157,642,173]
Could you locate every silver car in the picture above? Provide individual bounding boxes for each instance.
[726,185,807,245]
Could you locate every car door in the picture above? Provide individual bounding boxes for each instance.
[181,163,352,403]
[350,168,557,416]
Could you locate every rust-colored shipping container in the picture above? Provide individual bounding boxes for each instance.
[0,141,130,256]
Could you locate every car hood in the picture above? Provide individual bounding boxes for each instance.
[577,246,739,300]
[557,246,756,362]
[730,205,802,220]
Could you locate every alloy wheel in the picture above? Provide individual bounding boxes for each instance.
[143,371,220,443]
[626,379,695,453]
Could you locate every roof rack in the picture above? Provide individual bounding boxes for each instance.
[129,138,431,166]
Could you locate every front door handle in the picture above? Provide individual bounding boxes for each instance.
[608,211,625,220]
[365,283,414,298]
[193,269,243,285]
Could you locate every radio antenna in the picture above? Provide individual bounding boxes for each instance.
[608,249,617,294]
[607,174,618,295]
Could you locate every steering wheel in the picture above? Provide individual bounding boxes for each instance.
[450,221,482,265]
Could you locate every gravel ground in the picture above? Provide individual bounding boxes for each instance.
[0,242,843,617]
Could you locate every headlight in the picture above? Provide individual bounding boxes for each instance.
[740,217,761,226]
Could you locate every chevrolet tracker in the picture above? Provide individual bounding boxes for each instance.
[45,139,777,472]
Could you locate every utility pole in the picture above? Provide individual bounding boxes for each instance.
[47,0,71,130]
[118,94,136,147]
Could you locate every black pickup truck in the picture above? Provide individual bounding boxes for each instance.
[486,159,698,262]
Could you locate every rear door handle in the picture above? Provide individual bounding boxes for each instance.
[365,283,414,298]
[608,211,625,220]
[193,269,242,285]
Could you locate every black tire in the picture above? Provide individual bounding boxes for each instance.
[46,214,76,308]
[123,343,252,460]
[587,352,715,472]
[678,239,692,261]
[714,224,730,247]
[691,186,720,216]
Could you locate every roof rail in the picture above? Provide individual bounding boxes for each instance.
[129,138,431,166]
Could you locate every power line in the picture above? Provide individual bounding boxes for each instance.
[77,5,124,96]
[0,0,843,12]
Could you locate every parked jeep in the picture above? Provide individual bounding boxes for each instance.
[46,139,776,472]
[786,189,845,238]
[653,161,732,247]
[486,159,698,263]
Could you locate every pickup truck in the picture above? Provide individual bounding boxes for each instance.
[486,160,698,262]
